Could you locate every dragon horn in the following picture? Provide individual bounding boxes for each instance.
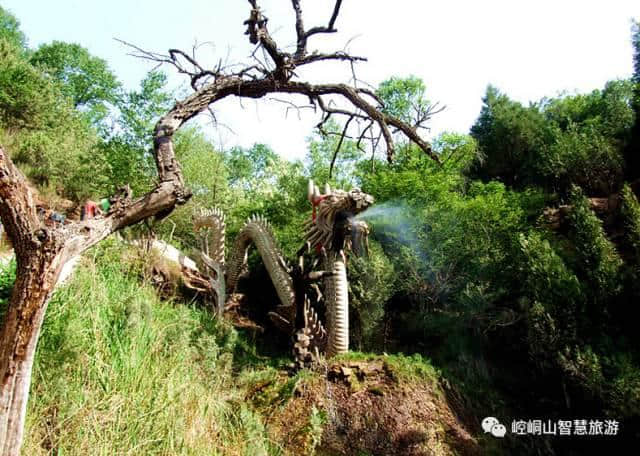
[324,183,331,194]
[308,180,314,202]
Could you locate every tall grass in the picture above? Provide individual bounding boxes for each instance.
[20,239,282,455]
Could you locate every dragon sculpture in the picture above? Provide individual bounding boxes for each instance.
[192,181,374,365]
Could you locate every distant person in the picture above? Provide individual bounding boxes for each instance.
[82,200,99,220]
[50,211,65,226]
[99,197,111,214]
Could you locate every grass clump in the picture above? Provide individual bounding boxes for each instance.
[334,351,440,383]
[23,239,281,456]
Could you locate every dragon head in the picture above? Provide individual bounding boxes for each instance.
[305,180,374,256]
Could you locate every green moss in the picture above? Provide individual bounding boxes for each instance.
[334,351,440,384]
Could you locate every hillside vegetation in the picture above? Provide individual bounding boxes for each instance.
[1,5,640,455]
[1,241,475,456]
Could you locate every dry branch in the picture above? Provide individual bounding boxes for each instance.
[0,2,444,453]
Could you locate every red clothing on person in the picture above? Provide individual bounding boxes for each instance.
[84,200,98,219]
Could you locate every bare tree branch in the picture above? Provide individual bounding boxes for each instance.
[292,0,343,58]
[0,3,447,451]
[329,116,354,179]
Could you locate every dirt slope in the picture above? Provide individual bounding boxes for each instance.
[249,357,480,456]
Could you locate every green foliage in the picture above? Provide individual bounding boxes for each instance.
[0,38,61,129]
[219,143,309,255]
[30,41,120,123]
[0,6,26,50]
[432,131,479,172]
[518,232,582,366]
[544,80,634,141]
[177,128,228,202]
[567,186,622,299]
[537,80,631,194]
[336,352,439,383]
[518,232,583,308]
[0,26,174,201]
[538,123,623,195]
[226,143,279,190]
[620,184,640,263]
[306,119,362,189]
[155,127,230,247]
[470,85,548,186]
[307,405,326,453]
[470,82,633,194]
[557,345,605,397]
[1,9,639,449]
[376,75,431,125]
[114,71,172,149]
[0,258,16,321]
[349,241,395,350]
[362,148,532,307]
[0,38,105,198]
[100,71,173,196]
[382,352,440,383]
[609,353,640,419]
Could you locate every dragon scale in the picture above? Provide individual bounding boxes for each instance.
[323,250,349,356]
[225,215,296,320]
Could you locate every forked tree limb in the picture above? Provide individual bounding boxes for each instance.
[292,0,343,58]
[121,1,440,164]
[0,2,443,453]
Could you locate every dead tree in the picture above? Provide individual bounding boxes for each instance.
[0,1,440,454]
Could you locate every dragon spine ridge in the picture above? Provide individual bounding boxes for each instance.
[193,182,373,364]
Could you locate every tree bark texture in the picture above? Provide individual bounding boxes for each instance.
[0,93,190,454]
[0,257,62,455]
[0,2,441,453]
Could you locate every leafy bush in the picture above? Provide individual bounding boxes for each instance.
[567,186,622,302]
[609,354,640,419]
[30,41,120,123]
[0,6,26,50]
[518,232,582,367]
[470,85,548,186]
[0,38,61,129]
[349,241,396,350]
[537,124,623,195]
[0,37,105,199]
[470,81,633,194]
[620,184,640,263]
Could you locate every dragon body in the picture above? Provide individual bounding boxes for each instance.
[193,181,373,363]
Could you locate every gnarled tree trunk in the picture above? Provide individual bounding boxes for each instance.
[0,254,63,454]
[0,1,441,453]
[0,98,190,454]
